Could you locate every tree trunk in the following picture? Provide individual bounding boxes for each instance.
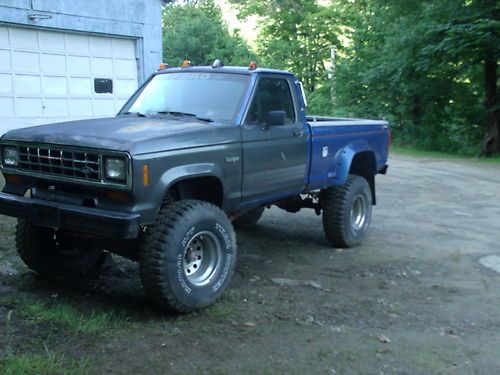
[410,94,422,126]
[483,55,500,155]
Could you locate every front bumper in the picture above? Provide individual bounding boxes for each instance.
[0,192,140,239]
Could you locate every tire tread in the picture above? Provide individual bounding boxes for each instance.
[139,200,236,313]
[322,175,371,248]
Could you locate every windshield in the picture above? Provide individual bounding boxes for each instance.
[123,72,249,122]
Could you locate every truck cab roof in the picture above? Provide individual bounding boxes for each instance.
[155,65,296,77]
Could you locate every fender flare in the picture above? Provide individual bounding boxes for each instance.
[151,163,225,213]
[330,141,377,203]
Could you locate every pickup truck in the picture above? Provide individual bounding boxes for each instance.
[0,62,390,312]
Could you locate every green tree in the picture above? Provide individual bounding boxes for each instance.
[417,0,500,154]
[230,0,340,93]
[162,0,255,67]
[335,0,499,154]
[232,0,500,155]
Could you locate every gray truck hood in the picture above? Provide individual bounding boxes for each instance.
[1,116,239,155]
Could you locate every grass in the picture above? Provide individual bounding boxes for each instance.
[1,296,128,335]
[1,296,117,374]
[25,301,123,335]
[0,347,90,375]
[391,146,500,163]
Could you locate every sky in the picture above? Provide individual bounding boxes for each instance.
[215,0,259,47]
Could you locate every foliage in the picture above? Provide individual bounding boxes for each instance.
[162,0,255,66]
[229,0,499,155]
[230,0,341,93]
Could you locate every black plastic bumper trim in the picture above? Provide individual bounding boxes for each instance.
[0,192,140,239]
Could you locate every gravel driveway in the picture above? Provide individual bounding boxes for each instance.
[1,154,499,374]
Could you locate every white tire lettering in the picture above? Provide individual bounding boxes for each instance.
[213,253,232,292]
[215,223,231,249]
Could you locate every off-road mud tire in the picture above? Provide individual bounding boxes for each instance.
[139,200,237,313]
[15,219,105,277]
[322,175,372,248]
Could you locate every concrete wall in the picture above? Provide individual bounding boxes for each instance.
[0,0,164,83]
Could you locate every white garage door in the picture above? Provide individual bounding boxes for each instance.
[0,25,138,135]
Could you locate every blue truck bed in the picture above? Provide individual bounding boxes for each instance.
[306,116,390,192]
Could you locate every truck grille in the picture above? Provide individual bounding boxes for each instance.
[18,145,101,181]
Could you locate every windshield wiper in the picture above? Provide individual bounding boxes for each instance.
[156,111,214,123]
[122,111,147,117]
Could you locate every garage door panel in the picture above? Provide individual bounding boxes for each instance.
[41,53,66,73]
[16,98,42,116]
[2,26,138,133]
[43,76,67,95]
[0,26,9,45]
[0,49,11,69]
[115,79,136,95]
[112,39,135,58]
[67,56,90,74]
[90,36,112,56]
[94,99,115,116]
[69,99,92,116]
[68,77,91,95]
[0,74,13,92]
[12,51,40,72]
[92,57,113,76]
[14,75,41,94]
[10,28,38,49]
[0,98,14,116]
[44,98,68,116]
[114,59,136,77]
[65,34,89,53]
[38,31,65,51]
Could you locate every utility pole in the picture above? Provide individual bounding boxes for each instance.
[330,45,337,107]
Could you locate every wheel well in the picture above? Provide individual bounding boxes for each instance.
[349,151,377,204]
[168,176,224,208]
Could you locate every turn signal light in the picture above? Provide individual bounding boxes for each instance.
[181,60,192,68]
[5,175,22,184]
[143,164,150,187]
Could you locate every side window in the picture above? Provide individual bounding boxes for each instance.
[245,77,296,125]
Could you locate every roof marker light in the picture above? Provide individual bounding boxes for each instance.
[181,60,192,68]
[249,61,257,70]
[212,59,224,68]
[158,63,169,71]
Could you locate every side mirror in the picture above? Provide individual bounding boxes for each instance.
[264,110,286,127]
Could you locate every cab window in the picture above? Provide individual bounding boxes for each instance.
[245,77,296,125]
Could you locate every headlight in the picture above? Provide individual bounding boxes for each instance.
[3,147,19,167]
[104,158,126,181]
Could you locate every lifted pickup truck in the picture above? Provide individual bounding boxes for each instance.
[0,62,390,312]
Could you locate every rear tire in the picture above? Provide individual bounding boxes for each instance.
[16,219,105,278]
[322,175,372,248]
[139,200,237,313]
[233,207,265,228]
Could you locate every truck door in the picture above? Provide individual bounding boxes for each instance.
[241,75,308,204]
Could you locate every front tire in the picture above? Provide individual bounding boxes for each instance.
[139,200,237,313]
[322,175,372,248]
[16,220,105,278]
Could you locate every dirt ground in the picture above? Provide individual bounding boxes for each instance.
[1,153,500,374]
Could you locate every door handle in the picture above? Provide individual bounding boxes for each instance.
[293,130,304,137]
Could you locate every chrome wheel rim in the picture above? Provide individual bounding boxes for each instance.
[350,194,367,231]
[183,231,222,287]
